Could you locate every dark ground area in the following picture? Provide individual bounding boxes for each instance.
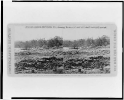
[15,51,110,74]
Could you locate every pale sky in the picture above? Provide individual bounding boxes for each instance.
[14,25,111,42]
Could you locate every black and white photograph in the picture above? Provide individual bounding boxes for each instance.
[3,1,122,98]
[8,24,117,75]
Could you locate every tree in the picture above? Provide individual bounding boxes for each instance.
[63,40,72,47]
[24,41,31,50]
[71,40,79,49]
[47,36,63,48]
[47,39,55,47]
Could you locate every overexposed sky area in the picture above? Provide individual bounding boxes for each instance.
[14,25,111,41]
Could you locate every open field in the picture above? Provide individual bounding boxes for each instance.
[15,45,110,74]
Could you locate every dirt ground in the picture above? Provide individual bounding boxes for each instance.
[15,46,110,74]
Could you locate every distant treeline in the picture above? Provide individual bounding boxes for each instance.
[15,35,110,49]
